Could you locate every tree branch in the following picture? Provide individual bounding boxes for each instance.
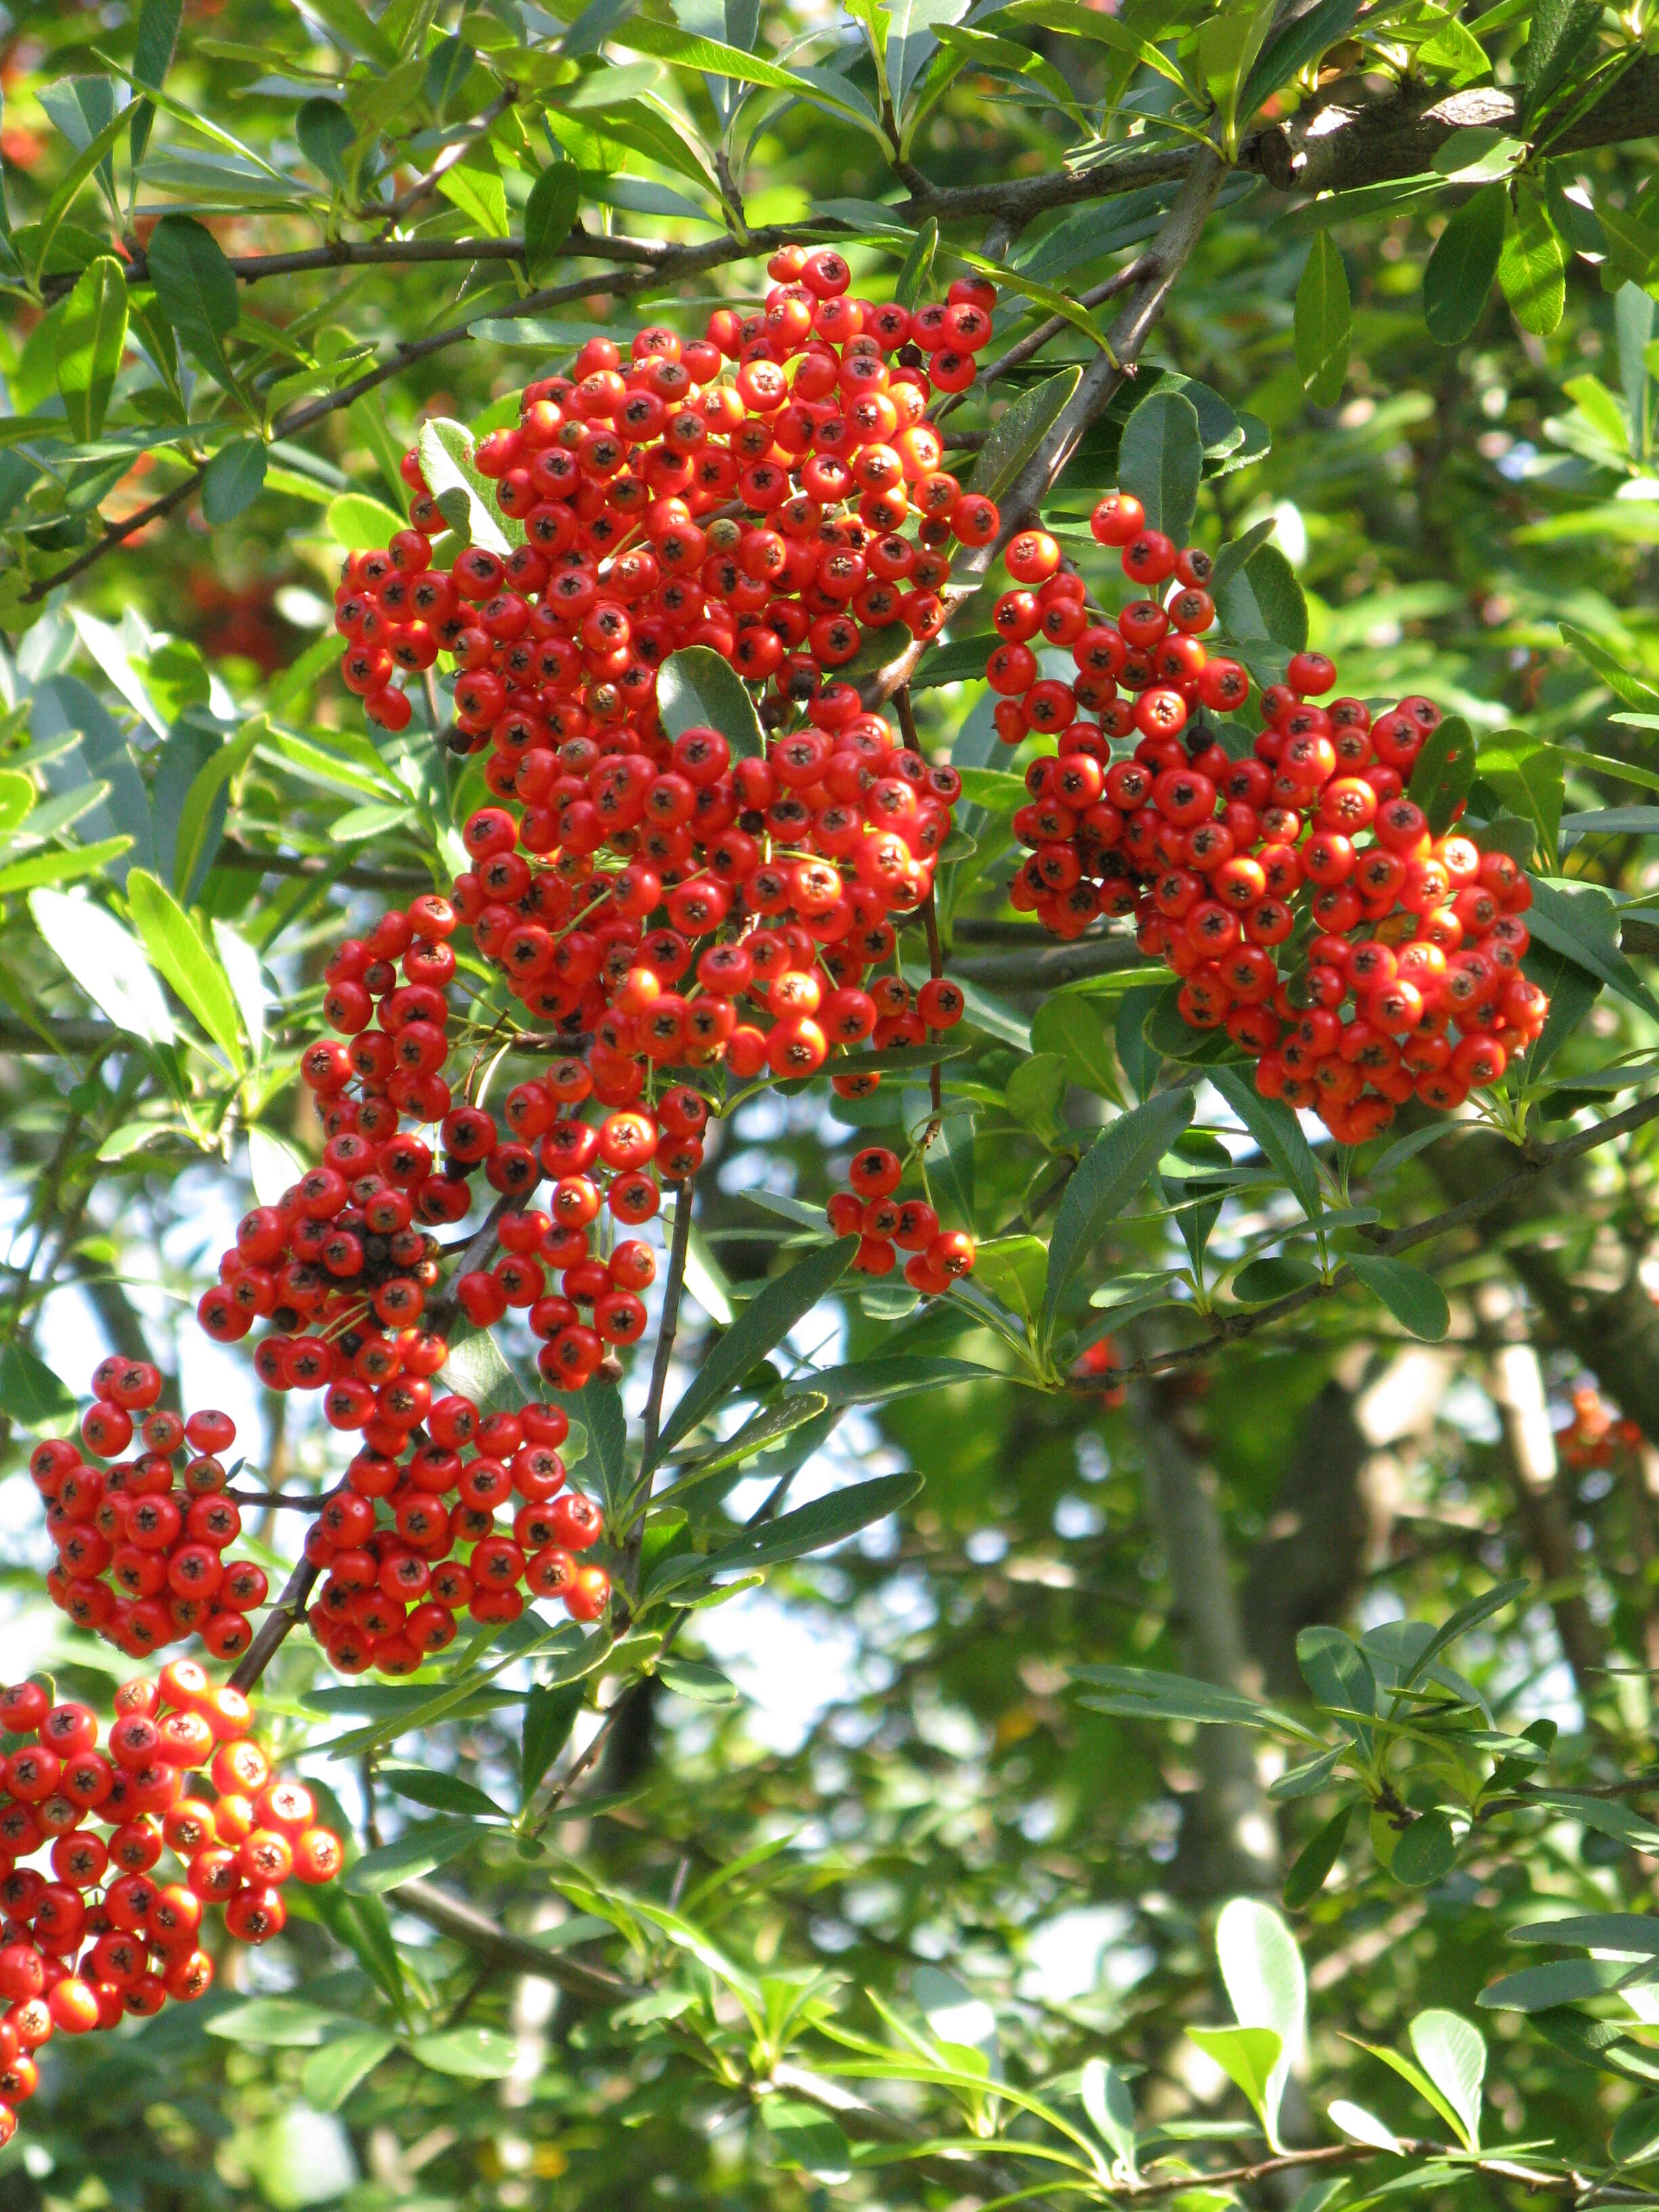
[1240,52,1659,197]
[1080,1089,1659,1393]
[388,1875,632,2007]
[863,149,1227,710]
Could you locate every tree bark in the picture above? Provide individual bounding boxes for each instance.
[1139,1389,1280,1897]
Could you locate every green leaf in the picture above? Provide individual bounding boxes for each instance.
[1232,1254,1320,1303]
[1080,2058,1137,2179]
[1216,1898,1304,2151]
[1407,713,1476,836]
[1187,2026,1284,2139]
[525,160,581,281]
[0,838,133,896]
[1560,621,1659,712]
[1528,876,1659,1020]
[1214,542,1307,653]
[895,216,937,308]
[1294,232,1350,408]
[297,0,398,64]
[1534,1793,1659,1853]
[300,2030,396,2112]
[1238,0,1359,121]
[1349,2036,1472,2147]
[173,714,262,899]
[656,644,766,762]
[30,886,173,1046]
[1476,730,1563,859]
[146,213,240,378]
[1041,1088,1195,1336]
[1072,1664,1311,1737]
[295,97,356,188]
[1500,184,1566,336]
[436,150,508,237]
[657,1656,738,1703]
[1283,1804,1351,1908]
[1210,1067,1324,1221]
[615,16,823,91]
[409,2027,520,2078]
[28,104,134,285]
[968,367,1081,506]
[655,1235,857,1464]
[129,0,183,166]
[1391,1808,1458,1887]
[647,1470,922,1597]
[1347,1255,1450,1342]
[326,492,406,551]
[377,1766,504,1819]
[419,416,514,556]
[760,2100,853,2184]
[1479,1956,1644,2013]
[989,0,1187,91]
[1408,2011,1484,2148]
[201,438,266,525]
[1521,0,1603,121]
[0,1343,75,1431]
[1029,990,1124,1103]
[1509,1914,1659,1954]
[1296,1624,1376,1721]
[0,770,33,838]
[344,1816,480,1893]
[209,1997,349,2046]
[520,1681,583,1801]
[798,1356,998,1408]
[57,256,128,443]
[126,868,245,1068]
[1611,2100,1659,2169]
[1117,389,1203,543]
[1422,181,1505,345]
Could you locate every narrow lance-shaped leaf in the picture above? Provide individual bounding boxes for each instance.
[1294,232,1350,407]
[58,256,128,442]
[29,888,173,1047]
[126,869,245,1069]
[1041,1088,1194,1337]
[654,1235,857,1464]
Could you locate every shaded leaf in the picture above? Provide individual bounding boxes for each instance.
[1347,1255,1450,1343]
[1041,1088,1195,1335]
[1294,232,1350,407]
[1118,389,1203,541]
[655,1235,856,1463]
[1423,182,1505,345]
[57,256,127,442]
[656,644,766,762]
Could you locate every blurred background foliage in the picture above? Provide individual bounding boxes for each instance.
[7,0,1659,2205]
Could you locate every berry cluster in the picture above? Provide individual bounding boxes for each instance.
[33,1361,267,1662]
[825,1143,976,1288]
[300,1387,610,1677]
[1558,1383,1643,1474]
[0,1661,341,2148]
[335,244,1000,741]
[1004,491,1548,1144]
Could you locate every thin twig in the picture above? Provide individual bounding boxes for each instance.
[1080,1089,1659,1392]
[932,255,1153,422]
[636,1181,696,1504]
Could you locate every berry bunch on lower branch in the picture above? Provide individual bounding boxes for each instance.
[300,1388,611,1676]
[1002,490,1548,1145]
[33,1361,266,1661]
[0,1661,341,2147]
